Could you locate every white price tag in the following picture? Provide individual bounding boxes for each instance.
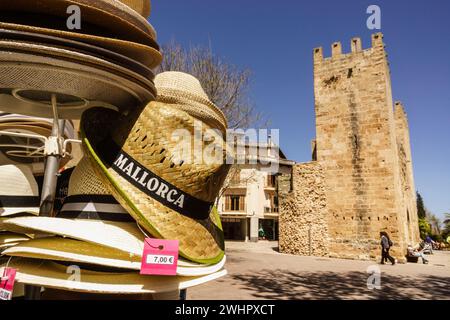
[0,288,12,301]
[146,254,175,265]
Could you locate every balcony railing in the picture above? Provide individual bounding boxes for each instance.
[264,207,279,213]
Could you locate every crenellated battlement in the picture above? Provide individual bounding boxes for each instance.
[313,32,384,64]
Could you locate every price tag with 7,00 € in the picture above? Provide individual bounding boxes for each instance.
[140,238,179,276]
[0,268,17,300]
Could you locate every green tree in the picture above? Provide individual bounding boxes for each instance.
[416,191,426,219]
[418,217,431,240]
[442,213,450,242]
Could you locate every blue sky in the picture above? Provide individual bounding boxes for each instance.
[151,0,450,221]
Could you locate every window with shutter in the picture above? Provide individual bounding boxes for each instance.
[239,196,244,211]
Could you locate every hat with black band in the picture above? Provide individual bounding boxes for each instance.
[80,72,230,264]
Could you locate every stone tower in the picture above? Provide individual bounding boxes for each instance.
[311,33,419,260]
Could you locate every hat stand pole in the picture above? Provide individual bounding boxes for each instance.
[25,94,66,300]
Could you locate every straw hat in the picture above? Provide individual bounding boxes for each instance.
[0,28,155,79]
[0,258,227,294]
[0,41,157,91]
[1,157,145,249]
[0,164,40,217]
[0,0,157,43]
[80,73,230,264]
[0,232,30,248]
[1,158,226,272]
[155,72,228,133]
[3,237,227,276]
[0,51,155,119]
[0,22,160,68]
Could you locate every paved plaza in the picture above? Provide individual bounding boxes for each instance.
[189,241,450,300]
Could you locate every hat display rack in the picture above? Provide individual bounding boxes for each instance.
[0,0,159,300]
[0,94,82,299]
[0,1,229,301]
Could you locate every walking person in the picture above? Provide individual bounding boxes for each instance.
[380,231,396,265]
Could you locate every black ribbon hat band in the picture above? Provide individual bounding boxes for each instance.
[98,138,213,220]
[0,195,40,208]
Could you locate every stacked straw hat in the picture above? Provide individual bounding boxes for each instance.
[1,157,227,294]
[0,163,41,253]
[0,0,161,119]
[0,112,75,168]
[80,71,230,264]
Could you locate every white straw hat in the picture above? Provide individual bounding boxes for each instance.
[3,237,226,276]
[0,258,227,295]
[1,157,227,272]
[0,164,40,217]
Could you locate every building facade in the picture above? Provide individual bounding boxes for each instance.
[218,142,294,242]
[279,33,420,262]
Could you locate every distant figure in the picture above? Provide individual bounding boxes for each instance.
[258,227,266,240]
[380,231,396,265]
[425,235,434,254]
[407,244,429,264]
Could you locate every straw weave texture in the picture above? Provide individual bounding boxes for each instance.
[0,22,161,68]
[155,72,227,131]
[82,104,228,263]
[68,157,110,196]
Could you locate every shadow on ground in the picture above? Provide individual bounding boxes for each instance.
[232,269,450,300]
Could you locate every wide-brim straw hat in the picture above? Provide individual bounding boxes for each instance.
[0,158,225,266]
[81,74,230,264]
[0,41,157,92]
[0,112,76,139]
[0,51,155,119]
[3,237,227,276]
[0,28,155,79]
[0,164,40,217]
[0,0,157,44]
[0,232,30,249]
[0,22,160,68]
[0,258,227,295]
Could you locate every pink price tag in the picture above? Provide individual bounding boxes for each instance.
[140,238,179,276]
[0,268,17,300]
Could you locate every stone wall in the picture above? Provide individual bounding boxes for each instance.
[394,102,420,245]
[279,162,329,256]
[312,33,414,261]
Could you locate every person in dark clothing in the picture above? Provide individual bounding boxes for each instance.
[380,231,396,265]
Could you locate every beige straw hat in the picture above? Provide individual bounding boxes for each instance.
[3,238,227,276]
[0,41,157,92]
[0,164,40,217]
[81,73,230,264]
[0,0,157,44]
[0,51,155,119]
[155,72,228,133]
[1,157,145,252]
[0,28,155,79]
[0,22,160,68]
[0,232,30,248]
[0,258,227,295]
[1,158,226,272]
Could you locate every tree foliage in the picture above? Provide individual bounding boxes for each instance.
[157,40,265,129]
[416,191,426,219]
[418,217,431,240]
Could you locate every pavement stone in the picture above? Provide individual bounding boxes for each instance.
[188,241,450,300]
